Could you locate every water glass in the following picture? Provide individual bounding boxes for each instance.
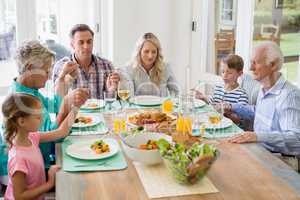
[178,93,195,114]
[104,91,116,111]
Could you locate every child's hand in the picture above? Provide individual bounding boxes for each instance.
[47,165,61,187]
[223,103,232,114]
[194,90,207,102]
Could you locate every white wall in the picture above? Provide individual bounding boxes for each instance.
[105,0,193,91]
[56,0,101,54]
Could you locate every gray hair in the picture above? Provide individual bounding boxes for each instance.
[253,41,284,70]
[15,40,55,74]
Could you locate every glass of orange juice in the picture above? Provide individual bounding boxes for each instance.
[162,99,173,113]
[208,113,221,141]
[113,112,127,134]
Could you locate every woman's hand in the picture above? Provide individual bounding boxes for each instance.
[47,165,61,187]
[106,72,120,91]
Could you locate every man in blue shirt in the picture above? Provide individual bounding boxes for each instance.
[227,41,300,156]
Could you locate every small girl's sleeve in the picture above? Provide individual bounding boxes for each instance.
[8,155,28,177]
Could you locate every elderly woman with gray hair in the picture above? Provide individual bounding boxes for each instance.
[0,40,89,177]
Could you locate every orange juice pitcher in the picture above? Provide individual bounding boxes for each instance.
[176,115,184,132]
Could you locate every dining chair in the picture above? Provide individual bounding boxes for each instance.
[215,30,235,74]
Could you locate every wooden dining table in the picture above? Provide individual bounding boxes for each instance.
[55,110,300,200]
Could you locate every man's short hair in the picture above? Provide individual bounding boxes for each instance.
[223,54,244,72]
[69,24,94,39]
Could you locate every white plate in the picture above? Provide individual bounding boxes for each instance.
[72,115,102,128]
[130,95,164,106]
[81,99,105,110]
[203,117,233,129]
[173,98,206,108]
[66,138,119,160]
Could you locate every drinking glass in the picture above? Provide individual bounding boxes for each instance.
[112,111,127,134]
[208,112,221,143]
[104,91,116,111]
[162,99,173,113]
[118,81,130,110]
[213,102,224,119]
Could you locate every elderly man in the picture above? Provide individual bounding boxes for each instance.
[52,24,119,99]
[227,41,300,157]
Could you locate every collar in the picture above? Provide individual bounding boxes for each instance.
[71,53,96,69]
[12,79,39,96]
[261,73,286,97]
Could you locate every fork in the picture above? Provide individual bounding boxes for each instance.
[74,161,110,168]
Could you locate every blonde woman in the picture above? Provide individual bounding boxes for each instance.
[124,32,180,97]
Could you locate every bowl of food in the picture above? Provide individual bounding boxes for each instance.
[157,139,218,184]
[121,132,172,165]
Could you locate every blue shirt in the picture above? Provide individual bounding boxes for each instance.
[232,74,300,155]
[0,80,62,175]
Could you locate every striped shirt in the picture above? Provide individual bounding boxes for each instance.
[209,85,248,105]
[52,54,114,99]
[232,74,300,155]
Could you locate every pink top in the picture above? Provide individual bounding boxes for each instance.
[5,132,46,200]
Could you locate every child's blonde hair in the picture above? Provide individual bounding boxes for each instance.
[2,93,41,147]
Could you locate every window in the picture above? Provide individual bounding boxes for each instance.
[0,0,17,89]
[220,0,237,26]
[253,0,300,84]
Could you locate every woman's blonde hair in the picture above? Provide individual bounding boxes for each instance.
[2,93,41,148]
[129,32,164,86]
[15,40,55,74]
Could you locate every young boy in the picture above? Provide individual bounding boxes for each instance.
[195,54,248,125]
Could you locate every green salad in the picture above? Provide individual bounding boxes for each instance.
[157,139,217,184]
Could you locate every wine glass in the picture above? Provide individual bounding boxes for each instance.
[104,91,116,111]
[118,81,130,110]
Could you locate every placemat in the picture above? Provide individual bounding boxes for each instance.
[133,162,218,199]
[192,123,243,138]
[62,137,127,172]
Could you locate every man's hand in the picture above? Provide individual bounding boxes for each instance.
[227,131,257,144]
[106,71,120,91]
[66,88,89,108]
[58,61,78,81]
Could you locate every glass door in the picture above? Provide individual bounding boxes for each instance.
[214,0,237,74]
[253,0,300,85]
[0,0,17,91]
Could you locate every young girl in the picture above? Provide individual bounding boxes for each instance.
[2,93,78,200]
